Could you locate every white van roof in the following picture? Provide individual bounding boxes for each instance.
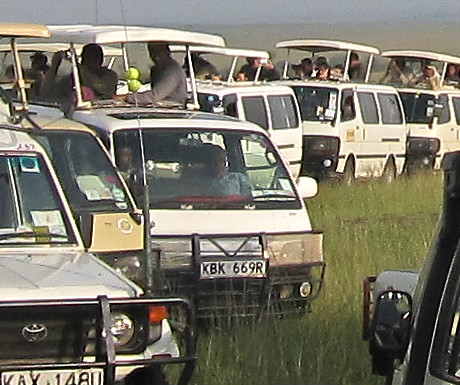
[47,25,225,47]
[0,23,50,38]
[381,50,460,65]
[0,42,122,56]
[275,39,380,55]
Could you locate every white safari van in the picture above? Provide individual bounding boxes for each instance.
[275,40,407,183]
[197,82,303,178]
[60,108,324,320]
[171,45,303,178]
[24,25,325,320]
[362,151,460,385]
[380,50,460,172]
[0,125,196,385]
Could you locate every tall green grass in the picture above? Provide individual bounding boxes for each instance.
[190,173,443,385]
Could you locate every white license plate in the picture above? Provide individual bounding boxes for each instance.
[200,259,267,279]
[2,369,103,385]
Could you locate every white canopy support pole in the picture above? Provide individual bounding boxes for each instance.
[365,54,374,83]
[228,57,237,82]
[186,45,199,110]
[121,43,129,71]
[343,50,351,81]
[282,48,291,79]
[10,37,28,111]
[69,42,89,108]
[440,61,448,85]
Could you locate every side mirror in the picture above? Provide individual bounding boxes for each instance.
[369,290,412,375]
[296,176,318,198]
[426,99,444,119]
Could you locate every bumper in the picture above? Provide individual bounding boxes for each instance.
[300,136,340,180]
[152,231,325,320]
[0,297,196,385]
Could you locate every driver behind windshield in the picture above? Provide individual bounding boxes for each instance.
[202,144,252,196]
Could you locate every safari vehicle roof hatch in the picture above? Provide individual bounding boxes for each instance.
[381,49,460,85]
[46,24,226,109]
[171,45,270,82]
[0,23,52,122]
[276,39,380,83]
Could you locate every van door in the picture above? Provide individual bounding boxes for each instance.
[241,95,269,130]
[436,94,459,163]
[376,92,406,175]
[266,94,302,177]
[338,88,361,173]
[356,91,382,177]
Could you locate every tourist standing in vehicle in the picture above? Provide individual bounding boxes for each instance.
[348,51,364,81]
[238,57,280,81]
[125,42,187,106]
[444,63,460,85]
[420,64,442,90]
[380,58,416,86]
[41,43,117,101]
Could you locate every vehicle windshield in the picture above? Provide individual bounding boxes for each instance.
[399,92,436,124]
[35,131,131,212]
[112,128,300,210]
[0,154,76,245]
[292,86,338,121]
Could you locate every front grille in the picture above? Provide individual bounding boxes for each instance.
[0,306,93,363]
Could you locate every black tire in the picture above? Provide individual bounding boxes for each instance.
[381,158,396,184]
[342,158,355,186]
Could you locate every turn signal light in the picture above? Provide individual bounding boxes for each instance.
[148,306,169,324]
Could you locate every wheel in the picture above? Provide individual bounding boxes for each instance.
[381,158,396,184]
[342,158,355,186]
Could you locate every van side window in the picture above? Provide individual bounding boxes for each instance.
[453,97,460,125]
[378,93,403,124]
[242,96,269,130]
[357,92,379,124]
[223,94,238,118]
[341,89,355,122]
[267,95,299,129]
[438,94,451,125]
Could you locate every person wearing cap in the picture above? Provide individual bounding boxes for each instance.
[292,57,313,79]
[27,52,50,99]
[124,42,187,107]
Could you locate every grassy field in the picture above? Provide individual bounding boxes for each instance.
[190,172,444,385]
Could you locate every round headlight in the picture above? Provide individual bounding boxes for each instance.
[110,313,135,346]
[299,282,312,298]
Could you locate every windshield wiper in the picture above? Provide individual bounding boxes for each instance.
[253,193,296,201]
[0,231,70,241]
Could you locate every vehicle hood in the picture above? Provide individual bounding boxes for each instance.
[150,209,312,235]
[0,251,142,301]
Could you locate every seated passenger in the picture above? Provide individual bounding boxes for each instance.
[184,53,220,81]
[315,62,332,80]
[444,63,460,85]
[292,57,313,80]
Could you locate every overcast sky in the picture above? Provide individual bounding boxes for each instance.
[2,0,459,26]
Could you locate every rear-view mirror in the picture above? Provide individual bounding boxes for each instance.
[296,176,318,198]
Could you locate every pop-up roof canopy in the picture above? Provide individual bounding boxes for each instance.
[276,39,380,82]
[0,24,51,110]
[171,45,270,82]
[381,50,460,85]
[276,39,380,55]
[47,25,225,47]
[45,25,226,108]
[0,23,50,39]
